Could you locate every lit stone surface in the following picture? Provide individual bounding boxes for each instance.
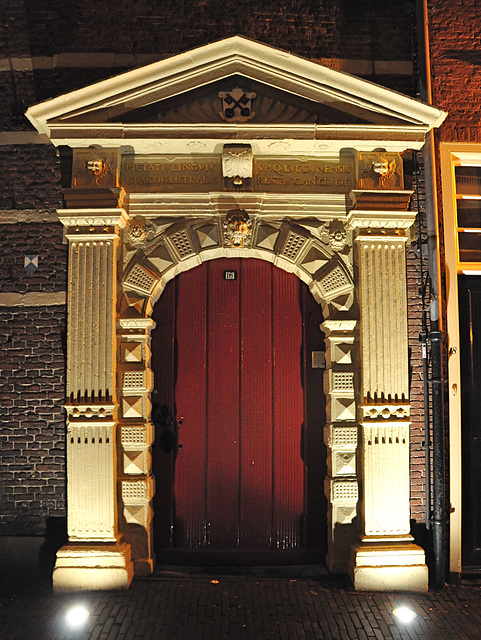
[348,542,429,592]
[54,208,134,592]
[53,543,134,593]
[348,204,428,592]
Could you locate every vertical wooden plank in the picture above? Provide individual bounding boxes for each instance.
[206,259,241,548]
[151,278,176,551]
[239,259,273,549]
[174,264,208,549]
[272,268,304,550]
[302,286,327,552]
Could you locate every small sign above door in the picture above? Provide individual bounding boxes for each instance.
[223,270,237,280]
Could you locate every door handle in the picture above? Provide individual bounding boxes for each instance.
[152,404,177,453]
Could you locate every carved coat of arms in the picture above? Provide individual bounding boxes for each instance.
[223,210,252,247]
[218,88,256,123]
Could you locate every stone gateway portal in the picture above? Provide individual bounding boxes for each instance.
[24,36,445,592]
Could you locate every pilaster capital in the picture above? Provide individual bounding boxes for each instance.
[117,318,156,334]
[321,319,357,336]
[347,210,416,237]
[65,403,118,424]
[58,207,129,241]
[347,190,416,237]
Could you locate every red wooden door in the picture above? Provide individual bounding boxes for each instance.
[151,258,326,564]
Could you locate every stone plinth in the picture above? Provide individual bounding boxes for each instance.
[349,540,428,592]
[53,542,134,593]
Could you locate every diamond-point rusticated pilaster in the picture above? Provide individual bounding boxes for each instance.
[321,319,360,573]
[117,317,156,575]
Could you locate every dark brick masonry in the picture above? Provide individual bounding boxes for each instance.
[2,572,481,640]
[0,306,66,535]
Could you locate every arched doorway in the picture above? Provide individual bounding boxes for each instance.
[151,258,326,564]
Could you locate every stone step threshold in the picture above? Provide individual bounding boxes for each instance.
[153,564,330,579]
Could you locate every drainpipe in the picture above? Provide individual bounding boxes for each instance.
[416,0,446,589]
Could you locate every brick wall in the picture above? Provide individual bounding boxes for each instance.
[429,0,481,143]
[9,0,414,61]
[0,306,66,535]
[406,154,430,526]
[0,0,417,133]
[0,222,66,294]
[0,147,62,210]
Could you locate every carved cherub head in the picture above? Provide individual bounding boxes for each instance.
[372,157,398,188]
[372,159,390,175]
[86,159,104,174]
[86,158,109,184]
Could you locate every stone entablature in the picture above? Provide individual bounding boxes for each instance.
[69,148,405,195]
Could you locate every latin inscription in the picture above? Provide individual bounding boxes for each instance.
[121,155,355,194]
[254,157,355,193]
[122,156,221,192]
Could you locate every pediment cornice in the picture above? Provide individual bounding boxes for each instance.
[26,36,446,145]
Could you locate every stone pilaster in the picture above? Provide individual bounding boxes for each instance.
[322,320,359,573]
[117,318,156,576]
[53,207,134,592]
[347,197,428,592]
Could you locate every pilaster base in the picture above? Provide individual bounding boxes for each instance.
[134,558,154,576]
[53,542,134,593]
[326,524,359,574]
[348,541,428,592]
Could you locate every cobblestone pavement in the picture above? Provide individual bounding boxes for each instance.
[2,571,481,640]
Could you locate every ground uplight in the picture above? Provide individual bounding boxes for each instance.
[393,606,417,623]
[65,604,90,628]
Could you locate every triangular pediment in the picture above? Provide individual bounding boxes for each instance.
[108,75,377,126]
[26,36,446,140]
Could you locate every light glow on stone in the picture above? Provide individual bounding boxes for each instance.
[65,605,90,627]
[393,606,417,623]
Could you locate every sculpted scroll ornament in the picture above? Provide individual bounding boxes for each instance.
[222,146,253,179]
